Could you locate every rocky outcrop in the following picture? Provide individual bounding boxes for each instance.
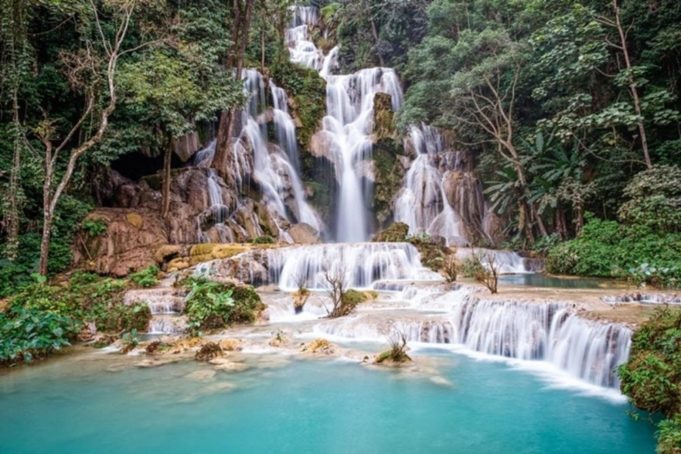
[288,223,320,244]
[372,92,395,141]
[99,167,286,244]
[73,209,167,276]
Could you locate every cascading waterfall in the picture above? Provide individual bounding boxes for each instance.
[266,242,440,290]
[286,10,403,241]
[394,125,468,245]
[315,294,631,389]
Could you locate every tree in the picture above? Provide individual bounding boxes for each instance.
[34,0,142,275]
[117,6,243,218]
[595,0,651,168]
[0,0,31,261]
[211,0,256,179]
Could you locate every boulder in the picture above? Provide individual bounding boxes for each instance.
[288,223,320,244]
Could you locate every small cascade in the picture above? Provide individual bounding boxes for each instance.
[266,242,440,290]
[455,248,534,274]
[314,294,631,388]
[394,125,468,245]
[240,70,322,233]
[124,286,187,335]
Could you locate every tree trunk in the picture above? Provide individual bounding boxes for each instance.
[38,210,53,276]
[6,88,22,261]
[161,143,172,219]
[212,0,255,175]
[612,0,652,169]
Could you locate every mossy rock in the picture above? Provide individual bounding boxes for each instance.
[373,222,409,242]
[373,93,395,141]
[126,212,144,229]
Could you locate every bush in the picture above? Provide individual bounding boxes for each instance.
[97,303,151,333]
[251,235,275,244]
[546,215,681,287]
[658,414,681,454]
[184,277,264,334]
[129,265,159,288]
[619,307,681,453]
[618,165,681,233]
[0,305,80,364]
[619,307,681,417]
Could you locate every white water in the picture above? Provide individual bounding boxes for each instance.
[287,11,403,241]
[312,289,631,389]
[394,125,468,245]
[455,247,534,274]
[266,242,440,290]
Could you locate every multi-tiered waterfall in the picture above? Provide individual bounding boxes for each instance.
[183,5,637,395]
[287,9,403,241]
[196,69,322,241]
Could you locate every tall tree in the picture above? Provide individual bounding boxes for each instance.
[211,0,256,180]
[0,0,31,261]
[35,0,141,275]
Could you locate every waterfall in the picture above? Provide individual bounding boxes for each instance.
[314,295,631,389]
[239,69,322,233]
[286,10,403,241]
[394,125,469,245]
[266,242,440,290]
[455,247,533,274]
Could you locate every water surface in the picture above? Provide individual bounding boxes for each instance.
[0,351,655,453]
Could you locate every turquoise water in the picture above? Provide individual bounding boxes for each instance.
[0,351,655,454]
[499,273,624,289]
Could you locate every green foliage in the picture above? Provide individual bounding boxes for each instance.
[1,271,152,365]
[658,414,681,454]
[619,307,681,453]
[82,218,107,237]
[546,215,681,287]
[251,235,275,244]
[373,222,409,242]
[270,58,326,150]
[129,265,159,288]
[183,277,264,334]
[618,165,681,233]
[0,305,80,365]
[619,307,681,416]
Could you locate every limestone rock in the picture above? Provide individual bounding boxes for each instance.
[73,208,168,276]
[288,223,320,244]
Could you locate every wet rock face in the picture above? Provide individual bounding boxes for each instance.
[73,208,168,276]
[288,223,321,244]
[100,167,284,245]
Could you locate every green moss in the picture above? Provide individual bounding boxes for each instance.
[270,58,326,152]
[372,139,405,227]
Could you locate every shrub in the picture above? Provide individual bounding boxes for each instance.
[658,414,681,454]
[375,330,411,364]
[619,307,681,417]
[0,305,80,364]
[98,303,151,333]
[618,165,681,233]
[81,218,107,237]
[129,265,159,288]
[251,235,275,244]
[546,215,681,287]
[184,277,264,333]
[619,307,681,453]
[442,255,459,283]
